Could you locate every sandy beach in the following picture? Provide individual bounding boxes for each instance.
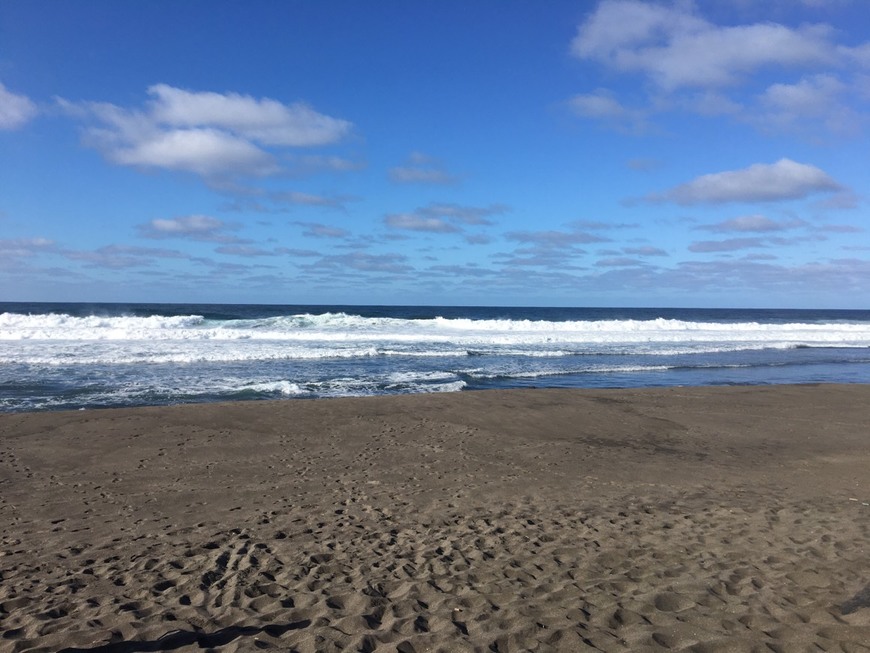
[1,384,868,652]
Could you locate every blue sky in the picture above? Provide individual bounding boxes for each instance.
[1,0,868,308]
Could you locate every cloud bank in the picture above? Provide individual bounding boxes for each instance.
[569,1,870,136]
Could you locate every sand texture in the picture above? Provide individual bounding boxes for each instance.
[1,384,869,652]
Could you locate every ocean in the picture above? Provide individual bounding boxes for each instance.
[1,302,869,413]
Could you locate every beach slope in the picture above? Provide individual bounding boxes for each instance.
[1,385,868,652]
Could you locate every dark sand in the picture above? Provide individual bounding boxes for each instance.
[1,385,868,652]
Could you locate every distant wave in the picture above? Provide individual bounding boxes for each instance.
[3,304,870,412]
[2,311,869,350]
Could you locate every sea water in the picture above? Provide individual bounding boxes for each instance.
[1,303,869,412]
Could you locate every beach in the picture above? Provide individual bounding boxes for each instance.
[1,384,868,652]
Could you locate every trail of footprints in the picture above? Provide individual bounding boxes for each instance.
[1,495,869,652]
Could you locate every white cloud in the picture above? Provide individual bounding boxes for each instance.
[569,90,632,119]
[813,190,859,210]
[653,158,842,204]
[295,222,351,239]
[596,257,646,267]
[270,190,352,209]
[465,234,493,245]
[287,154,366,175]
[390,167,457,184]
[568,2,870,136]
[623,245,668,256]
[689,238,767,252]
[758,74,860,134]
[820,223,864,233]
[423,203,506,225]
[113,128,277,177]
[389,152,459,185]
[570,219,638,231]
[572,1,837,90]
[147,84,350,147]
[700,214,806,232]
[309,252,413,274]
[506,228,608,247]
[60,85,352,180]
[214,245,283,257]
[684,91,744,116]
[138,215,244,243]
[384,213,460,233]
[568,90,648,132]
[762,74,844,114]
[384,203,505,234]
[63,244,188,269]
[841,41,870,67]
[0,82,38,130]
[0,237,55,257]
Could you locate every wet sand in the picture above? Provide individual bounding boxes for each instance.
[1,384,869,652]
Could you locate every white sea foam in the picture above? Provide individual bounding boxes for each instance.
[2,312,869,342]
[1,311,869,366]
[241,380,305,396]
[459,364,678,380]
[3,307,868,412]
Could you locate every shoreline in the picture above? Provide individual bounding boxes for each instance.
[2,384,869,651]
[6,379,870,417]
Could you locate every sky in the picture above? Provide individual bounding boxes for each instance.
[1,0,869,308]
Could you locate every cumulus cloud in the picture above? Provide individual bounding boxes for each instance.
[147,84,350,147]
[572,1,837,90]
[761,74,844,114]
[137,215,245,243]
[652,159,842,205]
[60,84,352,180]
[115,128,277,177]
[0,82,38,130]
[757,73,861,134]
